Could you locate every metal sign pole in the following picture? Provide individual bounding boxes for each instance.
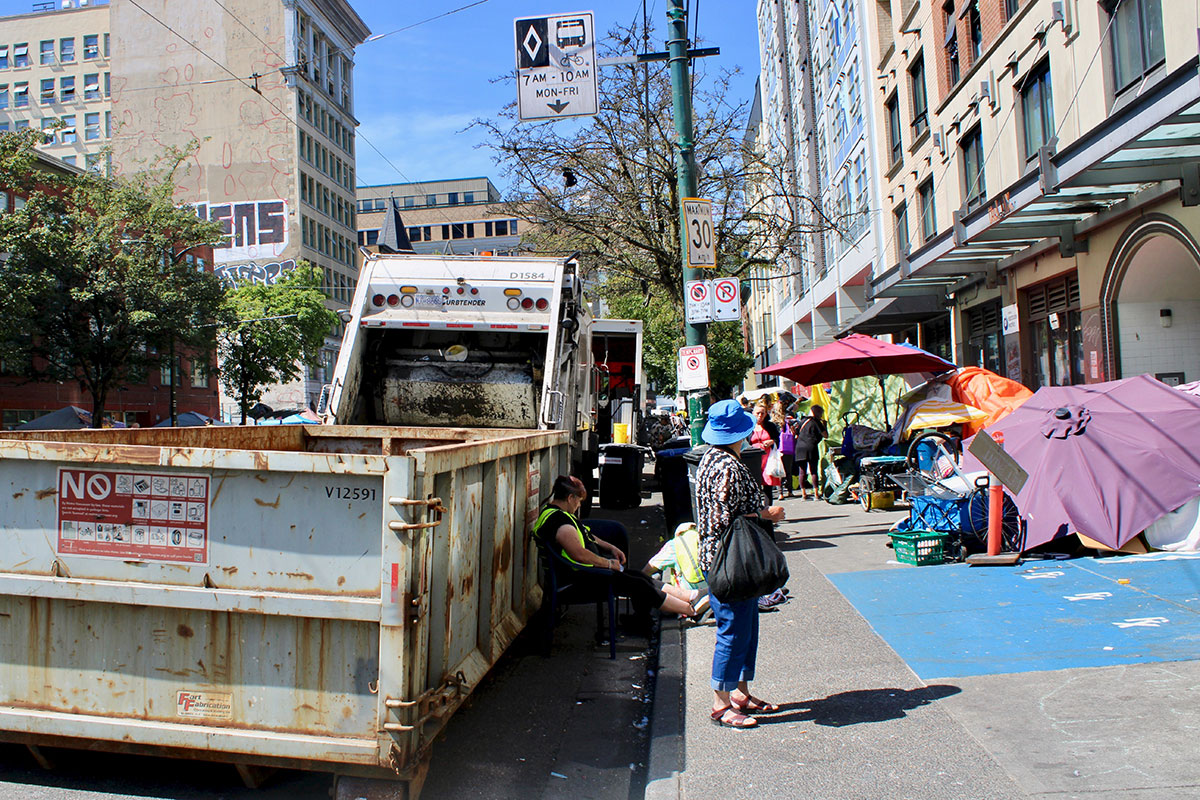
[666,0,708,446]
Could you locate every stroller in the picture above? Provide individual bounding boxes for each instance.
[889,431,1024,561]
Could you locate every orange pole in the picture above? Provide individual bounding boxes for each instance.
[987,431,1005,556]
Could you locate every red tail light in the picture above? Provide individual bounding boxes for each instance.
[521,297,534,310]
[387,294,400,306]
[535,298,549,311]
[372,294,385,306]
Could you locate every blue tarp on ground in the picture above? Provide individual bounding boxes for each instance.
[830,554,1200,680]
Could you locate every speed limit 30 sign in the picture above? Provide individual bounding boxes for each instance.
[682,197,716,269]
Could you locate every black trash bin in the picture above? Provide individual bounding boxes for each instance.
[598,444,643,510]
[683,445,710,524]
[656,444,694,531]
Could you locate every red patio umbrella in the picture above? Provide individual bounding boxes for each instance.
[757,334,955,425]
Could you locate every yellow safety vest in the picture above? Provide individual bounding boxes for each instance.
[674,528,703,585]
[533,506,593,569]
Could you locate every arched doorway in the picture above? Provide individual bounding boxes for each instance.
[1103,218,1200,384]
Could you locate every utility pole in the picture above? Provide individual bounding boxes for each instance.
[666,0,707,446]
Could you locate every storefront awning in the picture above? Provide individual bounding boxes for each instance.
[830,294,946,338]
[872,57,1200,298]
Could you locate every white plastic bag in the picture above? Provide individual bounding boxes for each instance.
[764,447,786,480]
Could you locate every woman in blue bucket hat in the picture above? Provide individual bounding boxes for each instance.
[694,399,786,729]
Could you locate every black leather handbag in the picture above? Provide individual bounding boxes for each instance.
[707,515,790,603]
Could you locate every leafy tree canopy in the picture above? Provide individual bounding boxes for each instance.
[0,132,226,424]
[217,265,335,422]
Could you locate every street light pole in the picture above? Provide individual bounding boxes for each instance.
[666,0,708,446]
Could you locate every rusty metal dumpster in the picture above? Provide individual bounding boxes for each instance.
[0,424,566,798]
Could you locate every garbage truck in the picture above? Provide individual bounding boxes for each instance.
[0,251,599,799]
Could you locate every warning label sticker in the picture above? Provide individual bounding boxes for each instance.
[57,468,210,564]
[176,690,233,720]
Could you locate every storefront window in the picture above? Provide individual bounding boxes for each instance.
[1027,274,1082,388]
[966,300,1004,374]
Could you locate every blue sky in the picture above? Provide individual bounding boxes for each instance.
[0,0,763,191]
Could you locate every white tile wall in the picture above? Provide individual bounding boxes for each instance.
[1117,300,1200,382]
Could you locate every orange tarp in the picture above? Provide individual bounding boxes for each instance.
[945,367,1033,437]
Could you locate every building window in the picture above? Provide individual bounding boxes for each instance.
[943,0,960,85]
[894,201,910,259]
[191,360,209,388]
[968,1,982,63]
[510,220,518,234]
[426,194,437,206]
[886,93,902,165]
[451,223,465,239]
[1104,0,1164,92]
[1005,0,1020,19]
[447,192,459,205]
[918,178,936,242]
[909,57,928,138]
[60,76,74,103]
[403,196,414,208]
[60,115,76,144]
[39,40,53,66]
[1020,60,1054,160]
[494,220,508,236]
[13,44,29,69]
[463,191,474,203]
[84,73,99,100]
[40,78,54,104]
[1026,274,1082,388]
[0,85,7,110]
[83,34,99,60]
[961,126,986,210]
[103,34,110,57]
[104,73,110,97]
[60,38,74,63]
[965,300,1004,374]
[0,47,7,69]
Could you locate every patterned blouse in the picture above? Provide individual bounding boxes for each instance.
[695,446,767,572]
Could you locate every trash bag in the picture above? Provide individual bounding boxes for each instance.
[823,462,856,505]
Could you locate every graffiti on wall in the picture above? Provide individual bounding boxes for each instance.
[195,200,289,263]
[213,259,298,289]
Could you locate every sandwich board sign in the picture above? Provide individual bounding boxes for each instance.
[514,12,599,121]
[684,279,713,324]
[711,276,740,321]
[678,345,709,392]
[682,198,716,268]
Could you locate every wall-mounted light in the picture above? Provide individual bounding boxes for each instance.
[1160,308,1173,328]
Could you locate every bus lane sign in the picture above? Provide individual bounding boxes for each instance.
[57,468,210,564]
[515,11,598,121]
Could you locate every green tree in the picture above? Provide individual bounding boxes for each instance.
[475,22,829,390]
[217,265,335,423]
[0,132,226,425]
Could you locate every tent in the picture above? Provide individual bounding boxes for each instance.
[152,411,219,427]
[15,406,126,430]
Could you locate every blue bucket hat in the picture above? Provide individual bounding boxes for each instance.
[702,399,756,445]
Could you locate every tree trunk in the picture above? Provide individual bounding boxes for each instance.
[89,389,107,429]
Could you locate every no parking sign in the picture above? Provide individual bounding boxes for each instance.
[711,276,740,321]
[678,345,709,392]
[685,279,713,324]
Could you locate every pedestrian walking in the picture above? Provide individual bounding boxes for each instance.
[793,404,828,500]
[695,400,785,729]
[750,401,781,503]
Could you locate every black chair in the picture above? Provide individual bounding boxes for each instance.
[534,537,618,660]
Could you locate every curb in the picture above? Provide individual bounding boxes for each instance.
[643,615,684,800]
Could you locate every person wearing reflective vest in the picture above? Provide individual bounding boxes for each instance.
[533,475,700,621]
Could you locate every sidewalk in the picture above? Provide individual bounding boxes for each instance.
[647,495,1200,800]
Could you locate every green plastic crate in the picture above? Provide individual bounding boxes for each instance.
[890,530,948,566]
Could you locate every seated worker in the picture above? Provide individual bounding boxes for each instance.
[533,476,700,623]
[643,521,709,617]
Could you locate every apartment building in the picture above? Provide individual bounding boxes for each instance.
[751,0,889,378]
[0,1,111,169]
[102,0,368,418]
[356,177,526,257]
[868,0,1200,388]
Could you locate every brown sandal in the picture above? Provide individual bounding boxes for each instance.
[731,695,780,714]
[710,704,758,729]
